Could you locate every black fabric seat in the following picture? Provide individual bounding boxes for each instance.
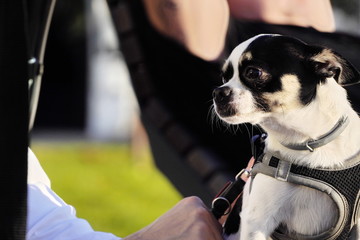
[108,0,240,204]
[108,0,360,205]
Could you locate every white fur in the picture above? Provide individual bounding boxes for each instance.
[215,35,360,240]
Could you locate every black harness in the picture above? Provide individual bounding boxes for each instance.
[252,151,360,240]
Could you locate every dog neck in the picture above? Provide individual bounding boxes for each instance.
[260,80,360,168]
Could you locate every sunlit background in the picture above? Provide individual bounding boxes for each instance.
[30,0,360,237]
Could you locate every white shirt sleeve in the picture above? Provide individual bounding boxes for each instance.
[27,149,122,240]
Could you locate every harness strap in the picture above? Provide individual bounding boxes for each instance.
[252,152,360,240]
[348,224,359,240]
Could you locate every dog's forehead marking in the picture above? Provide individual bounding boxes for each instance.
[227,35,259,64]
[221,61,235,82]
[223,34,273,83]
[227,34,280,65]
[241,52,253,62]
[222,34,283,89]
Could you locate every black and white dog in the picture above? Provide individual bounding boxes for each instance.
[213,34,360,240]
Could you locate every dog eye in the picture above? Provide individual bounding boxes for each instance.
[245,67,262,80]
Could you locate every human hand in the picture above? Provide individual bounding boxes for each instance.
[124,196,223,240]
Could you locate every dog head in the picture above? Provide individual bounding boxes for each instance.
[213,34,360,126]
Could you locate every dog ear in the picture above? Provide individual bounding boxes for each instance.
[310,48,360,86]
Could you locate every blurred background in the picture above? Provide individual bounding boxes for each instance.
[30,0,182,237]
[30,0,360,237]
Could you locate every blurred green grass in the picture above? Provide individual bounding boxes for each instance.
[30,141,182,237]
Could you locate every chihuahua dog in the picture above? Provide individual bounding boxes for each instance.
[213,34,360,240]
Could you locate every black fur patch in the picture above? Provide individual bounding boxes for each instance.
[239,35,323,107]
[222,62,234,83]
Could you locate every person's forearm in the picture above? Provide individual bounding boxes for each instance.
[143,0,229,60]
[227,0,335,32]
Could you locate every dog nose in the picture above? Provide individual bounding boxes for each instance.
[213,86,232,104]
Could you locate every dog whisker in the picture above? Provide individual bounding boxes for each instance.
[208,104,229,133]
[207,104,216,132]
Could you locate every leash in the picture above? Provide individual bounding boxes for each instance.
[211,134,266,220]
[211,169,249,219]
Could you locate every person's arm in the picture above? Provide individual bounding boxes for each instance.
[227,0,335,32]
[124,196,223,240]
[142,0,229,61]
[142,0,336,62]
[27,149,121,240]
[28,149,223,240]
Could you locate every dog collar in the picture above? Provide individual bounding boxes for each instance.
[281,116,349,152]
